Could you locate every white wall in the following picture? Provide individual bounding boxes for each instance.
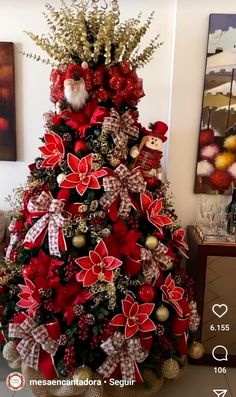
[0,0,175,211]
[0,0,235,226]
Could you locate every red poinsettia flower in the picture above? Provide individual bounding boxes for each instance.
[39,132,65,168]
[17,278,41,317]
[140,192,172,231]
[59,153,107,196]
[75,240,122,287]
[110,294,156,339]
[172,229,189,258]
[160,274,184,317]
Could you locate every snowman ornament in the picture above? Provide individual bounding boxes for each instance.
[130,121,168,180]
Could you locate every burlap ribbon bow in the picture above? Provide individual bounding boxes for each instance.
[102,108,139,148]
[97,331,148,383]
[24,191,71,257]
[9,316,58,372]
[100,164,146,218]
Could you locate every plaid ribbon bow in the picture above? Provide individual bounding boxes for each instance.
[97,331,148,383]
[9,316,58,371]
[24,191,71,257]
[100,164,146,218]
[102,108,139,148]
[141,243,168,284]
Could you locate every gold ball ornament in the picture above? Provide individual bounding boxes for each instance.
[155,306,170,322]
[73,366,93,381]
[162,359,180,379]
[57,173,66,184]
[188,341,205,359]
[145,235,159,250]
[72,234,86,248]
[214,151,235,170]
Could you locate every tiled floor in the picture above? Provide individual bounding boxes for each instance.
[0,358,235,397]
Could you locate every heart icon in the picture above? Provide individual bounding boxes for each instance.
[212,304,228,318]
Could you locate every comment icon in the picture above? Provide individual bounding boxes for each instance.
[212,345,228,362]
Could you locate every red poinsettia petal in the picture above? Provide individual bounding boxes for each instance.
[138,318,156,332]
[95,240,108,258]
[125,294,135,305]
[89,175,101,189]
[75,256,92,270]
[39,145,55,156]
[59,173,80,188]
[158,215,172,226]
[110,314,126,327]
[125,322,138,339]
[76,181,89,196]
[89,250,102,265]
[45,154,62,167]
[40,157,57,168]
[138,303,155,316]
[67,153,80,173]
[93,169,107,178]
[129,302,139,317]
[140,193,152,212]
[137,314,148,325]
[79,154,93,174]
[76,269,87,283]
[103,256,122,271]
[103,270,113,283]
[25,278,36,290]
[149,198,163,215]
[83,269,98,287]
[44,132,58,145]
[122,298,133,318]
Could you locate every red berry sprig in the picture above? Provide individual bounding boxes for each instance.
[64,345,76,376]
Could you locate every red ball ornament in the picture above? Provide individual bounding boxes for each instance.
[74,140,88,155]
[138,284,156,302]
[146,177,158,188]
[22,265,35,279]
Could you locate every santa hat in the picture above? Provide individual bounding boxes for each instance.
[148,121,168,142]
[65,64,85,81]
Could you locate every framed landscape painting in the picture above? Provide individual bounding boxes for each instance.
[0,42,16,160]
[195,14,236,194]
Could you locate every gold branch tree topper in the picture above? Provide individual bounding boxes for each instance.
[23,0,162,69]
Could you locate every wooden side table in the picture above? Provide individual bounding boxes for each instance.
[186,226,236,366]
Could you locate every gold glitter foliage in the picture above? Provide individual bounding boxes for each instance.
[23,0,161,69]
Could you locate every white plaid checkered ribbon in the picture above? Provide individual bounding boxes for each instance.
[141,243,168,284]
[102,108,139,148]
[100,164,146,218]
[97,331,148,381]
[24,191,71,257]
[9,316,58,371]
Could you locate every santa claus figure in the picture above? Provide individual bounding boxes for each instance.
[130,121,168,180]
[63,63,89,111]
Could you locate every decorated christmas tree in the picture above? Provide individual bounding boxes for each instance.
[1,1,203,396]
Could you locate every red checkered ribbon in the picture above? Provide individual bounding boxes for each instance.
[9,316,58,371]
[102,108,139,148]
[97,331,148,383]
[141,243,169,283]
[24,191,71,257]
[100,164,146,218]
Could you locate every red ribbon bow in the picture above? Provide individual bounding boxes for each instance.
[140,243,169,284]
[102,108,139,148]
[24,191,71,257]
[100,164,146,218]
[97,331,148,383]
[9,313,60,379]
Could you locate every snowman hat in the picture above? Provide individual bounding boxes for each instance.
[147,121,168,142]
